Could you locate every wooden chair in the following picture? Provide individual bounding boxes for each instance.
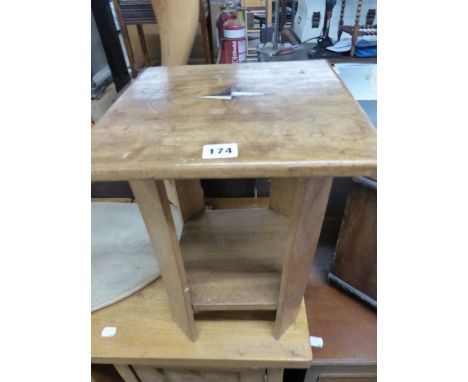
[112,0,214,77]
[337,0,377,56]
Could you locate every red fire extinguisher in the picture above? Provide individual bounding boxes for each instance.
[220,17,247,64]
[216,8,235,47]
[217,2,246,64]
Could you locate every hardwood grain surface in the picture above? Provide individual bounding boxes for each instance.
[180,208,288,311]
[331,179,377,301]
[306,245,376,365]
[113,365,138,382]
[130,180,197,340]
[274,178,332,338]
[91,60,376,181]
[91,278,312,368]
[269,178,298,218]
[205,197,270,210]
[132,365,258,382]
[174,179,205,222]
[150,0,199,66]
[267,368,284,382]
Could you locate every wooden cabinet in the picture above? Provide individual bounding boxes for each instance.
[329,177,377,307]
[307,365,377,382]
[304,243,376,382]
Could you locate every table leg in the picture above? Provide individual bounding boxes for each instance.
[274,177,332,338]
[267,368,284,382]
[114,365,139,382]
[130,179,197,340]
[149,0,203,226]
[174,180,205,222]
[240,369,268,381]
[270,178,298,217]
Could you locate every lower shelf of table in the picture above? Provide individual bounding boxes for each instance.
[180,208,289,312]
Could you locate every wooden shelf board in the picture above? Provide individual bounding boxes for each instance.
[205,197,270,210]
[180,208,289,312]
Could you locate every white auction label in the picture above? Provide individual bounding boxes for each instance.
[202,143,238,159]
[310,336,324,348]
[101,326,117,337]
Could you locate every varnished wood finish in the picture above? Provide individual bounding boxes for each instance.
[304,245,376,376]
[150,0,206,238]
[205,197,270,210]
[163,179,179,207]
[332,178,377,301]
[180,209,288,312]
[131,365,160,382]
[304,245,377,381]
[113,0,213,68]
[132,366,263,382]
[91,61,377,181]
[132,366,160,382]
[150,0,199,66]
[274,177,332,338]
[269,178,298,217]
[306,365,377,382]
[91,279,312,368]
[114,365,138,382]
[175,179,205,222]
[267,368,284,382]
[163,179,205,223]
[240,369,267,382]
[129,180,196,340]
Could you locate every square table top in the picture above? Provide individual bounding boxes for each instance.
[92,60,376,181]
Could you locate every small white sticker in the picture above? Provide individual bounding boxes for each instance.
[101,326,117,337]
[310,336,324,348]
[202,143,238,159]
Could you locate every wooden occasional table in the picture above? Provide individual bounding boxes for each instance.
[92,278,312,381]
[91,60,377,341]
